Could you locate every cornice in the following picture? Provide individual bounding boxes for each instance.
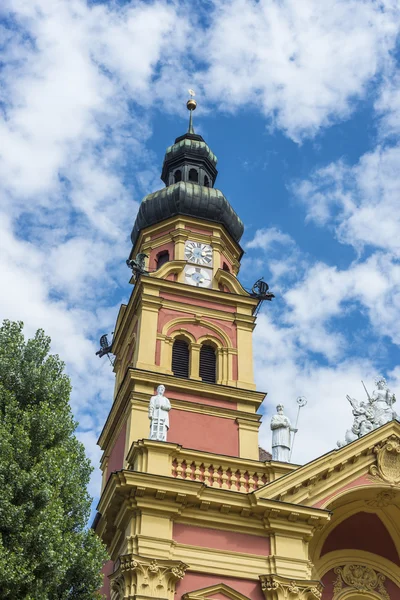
[96,470,330,548]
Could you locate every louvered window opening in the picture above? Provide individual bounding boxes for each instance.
[199,344,216,384]
[172,339,189,378]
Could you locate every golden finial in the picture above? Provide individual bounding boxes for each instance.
[187,89,196,133]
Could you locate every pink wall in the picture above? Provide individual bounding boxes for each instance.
[173,524,270,555]
[106,421,127,480]
[176,573,264,600]
[99,559,113,599]
[172,389,236,410]
[313,474,373,508]
[321,512,399,565]
[160,293,236,314]
[168,410,239,456]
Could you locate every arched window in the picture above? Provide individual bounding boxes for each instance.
[199,343,216,384]
[222,262,230,272]
[204,175,210,187]
[189,168,198,183]
[172,339,189,378]
[174,170,182,183]
[156,250,169,269]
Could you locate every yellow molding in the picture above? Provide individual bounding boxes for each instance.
[130,215,243,263]
[174,544,269,579]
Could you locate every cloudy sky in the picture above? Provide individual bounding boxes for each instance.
[1,0,400,499]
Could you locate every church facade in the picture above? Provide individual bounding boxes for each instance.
[94,101,400,600]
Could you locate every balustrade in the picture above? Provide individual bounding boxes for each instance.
[171,458,268,492]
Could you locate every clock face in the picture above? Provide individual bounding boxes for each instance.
[184,265,212,288]
[184,241,213,266]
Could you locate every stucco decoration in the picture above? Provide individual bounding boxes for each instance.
[370,434,400,486]
[259,575,322,600]
[366,489,397,508]
[338,378,397,447]
[149,384,171,441]
[110,554,188,600]
[270,405,297,462]
[333,564,390,600]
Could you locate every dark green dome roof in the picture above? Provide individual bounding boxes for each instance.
[131,182,244,245]
[163,135,217,167]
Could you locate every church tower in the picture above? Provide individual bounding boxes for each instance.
[93,100,368,600]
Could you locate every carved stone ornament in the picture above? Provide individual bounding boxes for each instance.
[109,554,188,600]
[259,574,322,600]
[370,435,400,486]
[333,564,390,599]
[366,489,397,508]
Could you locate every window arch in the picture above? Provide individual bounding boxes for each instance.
[156,250,169,269]
[174,169,182,183]
[189,168,198,183]
[172,338,189,378]
[199,343,217,384]
[204,175,210,187]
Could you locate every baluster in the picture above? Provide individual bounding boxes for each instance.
[194,462,202,482]
[203,465,211,486]
[212,466,220,487]
[239,470,246,492]
[221,470,229,489]
[176,462,184,479]
[248,473,256,491]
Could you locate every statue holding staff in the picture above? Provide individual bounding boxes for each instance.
[270,404,298,462]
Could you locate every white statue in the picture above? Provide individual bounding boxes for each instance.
[338,377,397,447]
[270,404,297,462]
[370,377,396,427]
[148,385,171,441]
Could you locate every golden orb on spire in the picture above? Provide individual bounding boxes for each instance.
[187,88,197,111]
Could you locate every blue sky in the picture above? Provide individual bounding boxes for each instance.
[1,0,400,498]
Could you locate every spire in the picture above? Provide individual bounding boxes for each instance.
[187,89,197,134]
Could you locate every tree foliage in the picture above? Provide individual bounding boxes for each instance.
[0,320,107,599]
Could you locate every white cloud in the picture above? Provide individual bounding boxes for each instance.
[294,144,400,255]
[200,0,399,141]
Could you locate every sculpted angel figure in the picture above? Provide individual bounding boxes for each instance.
[148,385,171,441]
[270,404,297,462]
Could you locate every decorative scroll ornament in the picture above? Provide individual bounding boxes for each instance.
[259,575,322,600]
[370,435,400,485]
[333,564,390,600]
[109,554,188,600]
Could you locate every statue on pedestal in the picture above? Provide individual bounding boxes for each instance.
[338,377,397,447]
[270,404,297,462]
[148,385,171,441]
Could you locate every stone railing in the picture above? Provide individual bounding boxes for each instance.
[171,456,268,492]
[127,440,296,492]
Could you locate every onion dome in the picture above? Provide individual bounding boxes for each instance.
[131,97,244,246]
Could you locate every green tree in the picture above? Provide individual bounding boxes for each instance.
[0,320,107,599]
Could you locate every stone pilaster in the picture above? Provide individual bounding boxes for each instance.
[259,575,322,600]
[110,554,188,600]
